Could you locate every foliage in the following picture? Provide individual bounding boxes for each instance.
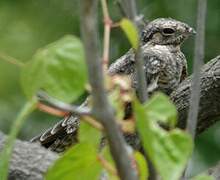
[46,122,102,180]
[46,143,102,180]
[134,93,193,180]
[21,35,88,103]
[0,0,219,179]
[120,18,139,50]
[191,174,214,180]
[134,151,149,180]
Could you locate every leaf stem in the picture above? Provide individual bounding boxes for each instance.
[97,155,118,176]
[37,91,92,116]
[100,0,112,72]
[82,116,104,131]
[0,52,25,67]
[0,97,37,180]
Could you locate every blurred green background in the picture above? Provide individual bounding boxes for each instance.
[0,0,219,177]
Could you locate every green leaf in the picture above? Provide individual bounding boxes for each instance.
[79,121,101,146]
[0,98,37,180]
[120,18,139,50]
[45,143,102,180]
[109,87,125,121]
[191,174,214,180]
[21,35,88,103]
[134,96,193,180]
[134,151,148,180]
[144,92,177,128]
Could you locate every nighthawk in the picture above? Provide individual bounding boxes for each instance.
[31,18,196,152]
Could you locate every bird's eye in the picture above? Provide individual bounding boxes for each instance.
[162,28,175,35]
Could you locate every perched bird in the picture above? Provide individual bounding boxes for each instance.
[31,18,195,152]
[109,18,196,95]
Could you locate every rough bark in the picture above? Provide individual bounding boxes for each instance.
[171,55,220,134]
[0,132,58,180]
[0,56,220,179]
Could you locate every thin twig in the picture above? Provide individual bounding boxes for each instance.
[80,0,138,179]
[37,91,92,116]
[82,116,104,131]
[97,155,118,176]
[184,0,207,178]
[120,1,158,179]
[187,0,207,140]
[101,0,112,72]
[0,52,24,67]
[120,0,148,103]
[37,103,70,117]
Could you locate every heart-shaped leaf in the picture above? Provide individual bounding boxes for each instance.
[21,35,88,103]
[45,143,101,180]
[134,93,193,180]
[144,92,177,128]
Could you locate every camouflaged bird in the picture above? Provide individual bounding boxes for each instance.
[109,18,195,95]
[31,18,195,152]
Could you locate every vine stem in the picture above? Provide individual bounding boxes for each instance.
[0,97,37,180]
[100,0,112,72]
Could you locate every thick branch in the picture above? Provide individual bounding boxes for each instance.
[1,56,220,179]
[0,132,58,180]
[171,55,220,134]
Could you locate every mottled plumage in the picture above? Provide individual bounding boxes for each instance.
[109,18,195,95]
[31,18,195,152]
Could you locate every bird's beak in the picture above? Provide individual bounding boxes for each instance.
[189,27,196,35]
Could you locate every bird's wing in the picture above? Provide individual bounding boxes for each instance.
[30,115,79,150]
[109,45,167,76]
[108,46,168,92]
[108,49,135,75]
[30,99,89,152]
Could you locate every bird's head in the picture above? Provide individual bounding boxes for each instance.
[141,18,196,46]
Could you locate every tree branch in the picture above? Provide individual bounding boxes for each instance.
[187,0,207,140]
[79,0,138,180]
[37,91,91,116]
[0,132,58,180]
[171,55,220,133]
[184,0,207,177]
[120,0,148,103]
[119,1,158,179]
[0,55,220,179]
